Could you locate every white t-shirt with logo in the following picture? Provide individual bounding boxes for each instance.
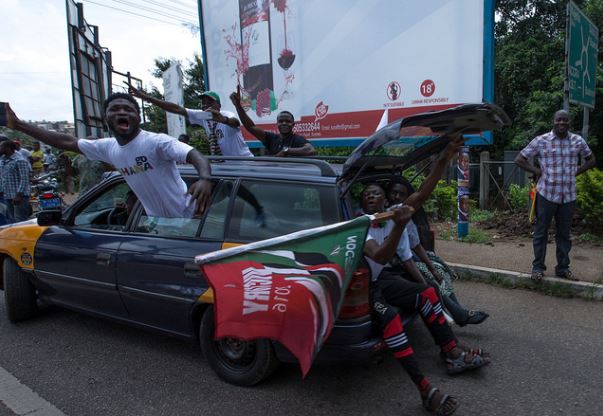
[186,109,253,157]
[78,130,195,218]
[365,220,412,281]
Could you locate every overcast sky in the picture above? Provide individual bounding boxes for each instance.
[1,0,201,122]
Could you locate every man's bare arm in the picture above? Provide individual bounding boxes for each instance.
[405,136,464,210]
[577,154,596,175]
[6,103,80,153]
[186,149,212,215]
[127,82,187,117]
[229,87,268,143]
[514,153,541,177]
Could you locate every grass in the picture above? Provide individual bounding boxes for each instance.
[459,271,579,298]
[576,233,603,244]
[470,209,496,223]
[437,225,492,244]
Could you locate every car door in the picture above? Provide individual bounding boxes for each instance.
[114,179,233,337]
[34,179,133,318]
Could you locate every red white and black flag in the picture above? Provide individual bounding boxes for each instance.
[195,216,371,376]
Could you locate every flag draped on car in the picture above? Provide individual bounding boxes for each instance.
[195,216,371,377]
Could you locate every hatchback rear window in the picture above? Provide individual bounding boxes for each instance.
[226,179,339,242]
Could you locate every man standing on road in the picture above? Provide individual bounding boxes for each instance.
[0,139,31,223]
[230,86,315,157]
[3,93,212,218]
[127,84,253,157]
[515,109,596,282]
[30,141,45,177]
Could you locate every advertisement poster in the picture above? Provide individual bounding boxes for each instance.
[457,146,470,237]
[162,62,187,139]
[200,0,488,146]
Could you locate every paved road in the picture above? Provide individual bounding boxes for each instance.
[1,281,602,416]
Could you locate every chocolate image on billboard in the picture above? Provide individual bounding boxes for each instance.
[239,0,274,107]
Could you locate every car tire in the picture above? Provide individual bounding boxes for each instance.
[200,306,279,386]
[3,258,38,323]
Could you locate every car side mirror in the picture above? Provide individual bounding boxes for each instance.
[36,209,63,226]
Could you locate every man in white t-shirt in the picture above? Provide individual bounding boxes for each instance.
[4,94,212,218]
[127,84,253,157]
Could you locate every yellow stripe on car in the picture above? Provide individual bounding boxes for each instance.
[0,222,48,269]
[196,241,245,303]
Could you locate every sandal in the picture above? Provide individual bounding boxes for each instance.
[556,270,578,281]
[446,351,489,375]
[531,271,544,282]
[422,387,459,416]
[440,346,490,361]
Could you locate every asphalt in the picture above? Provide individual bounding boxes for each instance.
[438,238,603,300]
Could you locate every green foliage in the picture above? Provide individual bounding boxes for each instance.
[422,179,458,220]
[576,233,602,244]
[576,168,603,228]
[507,183,530,211]
[471,209,496,223]
[459,228,491,244]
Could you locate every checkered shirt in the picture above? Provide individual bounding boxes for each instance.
[520,131,592,203]
[0,153,31,199]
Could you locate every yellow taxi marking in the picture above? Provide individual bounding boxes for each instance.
[0,224,48,269]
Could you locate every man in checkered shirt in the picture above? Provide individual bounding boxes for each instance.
[515,110,596,282]
[0,138,31,223]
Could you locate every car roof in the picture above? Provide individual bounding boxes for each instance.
[177,157,342,185]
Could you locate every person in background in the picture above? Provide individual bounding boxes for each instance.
[30,141,45,177]
[230,86,315,157]
[0,139,31,223]
[14,140,31,162]
[43,147,57,173]
[178,134,190,144]
[56,152,75,195]
[127,83,253,157]
[386,177,489,327]
[514,109,596,282]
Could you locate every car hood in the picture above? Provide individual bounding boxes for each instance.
[339,103,510,183]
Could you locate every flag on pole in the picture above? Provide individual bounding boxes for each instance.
[195,216,371,377]
[529,181,537,224]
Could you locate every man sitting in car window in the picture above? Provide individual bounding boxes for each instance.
[3,95,212,218]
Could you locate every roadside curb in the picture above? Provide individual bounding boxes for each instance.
[448,262,603,301]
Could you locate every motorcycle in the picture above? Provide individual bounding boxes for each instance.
[31,171,63,213]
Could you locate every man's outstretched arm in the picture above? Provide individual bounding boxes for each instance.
[127,82,187,117]
[5,103,80,153]
[186,149,213,215]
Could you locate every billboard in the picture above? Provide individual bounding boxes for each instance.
[567,1,598,109]
[162,62,187,138]
[66,0,112,138]
[200,0,494,146]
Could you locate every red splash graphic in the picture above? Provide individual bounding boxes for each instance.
[272,0,287,13]
[314,101,329,120]
[223,24,250,85]
[256,88,272,117]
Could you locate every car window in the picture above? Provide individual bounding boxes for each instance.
[226,180,339,242]
[200,180,234,240]
[133,215,202,238]
[72,182,133,231]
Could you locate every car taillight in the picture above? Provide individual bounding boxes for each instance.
[40,193,56,199]
[338,267,370,320]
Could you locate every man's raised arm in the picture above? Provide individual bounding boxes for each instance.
[405,135,464,210]
[5,103,80,152]
[127,82,187,117]
[229,86,268,143]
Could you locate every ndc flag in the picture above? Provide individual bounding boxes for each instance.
[195,216,370,377]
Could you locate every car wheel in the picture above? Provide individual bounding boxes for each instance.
[200,306,279,386]
[3,258,38,323]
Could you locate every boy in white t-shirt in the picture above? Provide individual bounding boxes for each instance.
[4,94,212,218]
[127,84,253,157]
